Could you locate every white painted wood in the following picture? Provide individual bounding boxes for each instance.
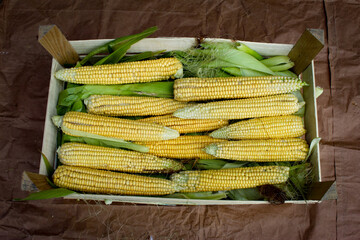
[40,37,320,204]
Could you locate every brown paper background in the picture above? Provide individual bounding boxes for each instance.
[0,0,359,239]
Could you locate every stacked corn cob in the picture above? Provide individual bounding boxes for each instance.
[52,58,309,197]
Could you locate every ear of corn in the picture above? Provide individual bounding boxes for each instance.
[174,76,306,101]
[138,114,229,133]
[171,166,290,192]
[52,111,179,143]
[84,95,188,116]
[136,135,223,159]
[58,142,185,173]
[210,115,306,139]
[55,58,183,85]
[204,138,309,162]
[53,165,176,195]
[173,93,303,120]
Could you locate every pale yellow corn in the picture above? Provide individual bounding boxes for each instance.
[174,94,303,120]
[174,76,306,101]
[58,142,184,173]
[54,58,183,84]
[136,135,223,159]
[210,115,306,139]
[84,95,187,116]
[53,165,176,195]
[54,111,179,142]
[171,166,290,192]
[138,114,229,133]
[205,138,309,162]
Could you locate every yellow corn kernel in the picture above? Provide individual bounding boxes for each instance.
[55,58,183,84]
[174,94,303,120]
[53,165,176,195]
[171,166,290,192]
[84,95,187,116]
[58,142,184,173]
[210,115,306,139]
[205,138,309,162]
[138,114,229,133]
[174,76,306,101]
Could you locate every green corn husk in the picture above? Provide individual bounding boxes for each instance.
[77,26,158,66]
[120,50,165,62]
[57,82,174,115]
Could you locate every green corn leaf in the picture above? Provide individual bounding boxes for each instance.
[57,82,174,115]
[260,56,292,67]
[274,70,298,78]
[120,50,165,62]
[227,188,264,200]
[78,26,158,66]
[315,86,324,99]
[236,43,263,60]
[292,91,306,117]
[164,191,227,200]
[14,188,75,201]
[61,134,148,152]
[305,138,321,161]
[269,62,295,72]
[40,152,54,177]
[202,49,274,75]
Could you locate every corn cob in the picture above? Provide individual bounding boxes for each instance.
[136,135,223,159]
[210,115,306,139]
[171,166,290,192]
[205,138,309,162]
[53,165,176,195]
[54,58,183,85]
[84,95,188,116]
[174,76,306,101]
[58,142,184,173]
[173,93,303,120]
[52,111,179,142]
[138,114,229,133]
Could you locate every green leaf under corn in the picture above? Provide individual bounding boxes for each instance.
[164,191,227,200]
[61,134,148,152]
[14,188,75,201]
[56,82,174,115]
[40,152,54,177]
[269,62,295,72]
[78,26,158,66]
[227,188,264,200]
[222,67,269,77]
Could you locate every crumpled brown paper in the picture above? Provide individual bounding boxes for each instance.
[1,0,359,239]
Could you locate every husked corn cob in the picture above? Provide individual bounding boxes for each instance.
[174,76,306,101]
[210,115,306,139]
[53,165,176,195]
[174,93,303,120]
[55,58,183,85]
[171,166,290,192]
[84,95,187,116]
[138,114,229,133]
[52,111,179,142]
[136,135,223,159]
[58,142,184,173]
[205,138,309,162]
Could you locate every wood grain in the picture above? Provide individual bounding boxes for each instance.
[288,29,324,75]
[38,25,79,66]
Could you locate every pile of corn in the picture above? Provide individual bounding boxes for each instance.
[52,58,309,196]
